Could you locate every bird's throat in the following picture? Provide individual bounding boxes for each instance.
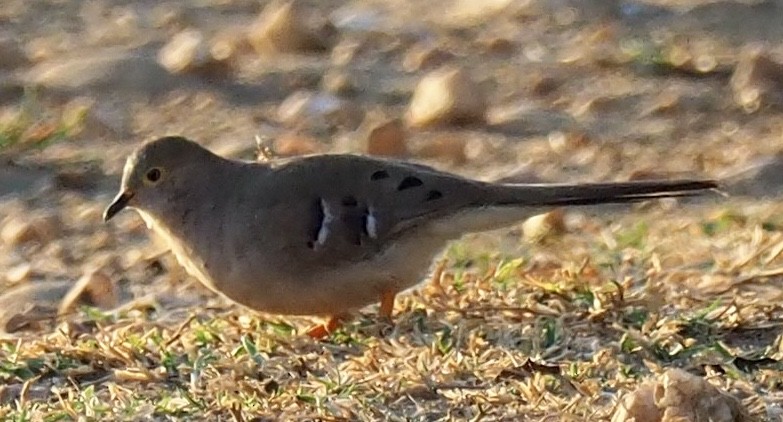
[135,209,222,296]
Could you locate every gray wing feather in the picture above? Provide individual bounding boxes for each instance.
[253,155,490,265]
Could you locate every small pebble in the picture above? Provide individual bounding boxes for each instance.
[407,66,486,128]
[273,132,322,156]
[730,44,783,112]
[246,0,332,55]
[1,214,61,247]
[363,118,408,157]
[522,210,566,243]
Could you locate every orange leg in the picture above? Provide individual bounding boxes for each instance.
[305,315,346,338]
[379,290,397,319]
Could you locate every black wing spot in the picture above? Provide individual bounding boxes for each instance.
[307,198,325,249]
[341,195,358,207]
[371,170,390,180]
[353,214,365,245]
[397,176,423,191]
[426,190,443,201]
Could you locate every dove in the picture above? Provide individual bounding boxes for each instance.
[104,136,717,337]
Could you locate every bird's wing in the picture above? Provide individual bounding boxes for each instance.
[253,154,492,265]
[245,154,717,269]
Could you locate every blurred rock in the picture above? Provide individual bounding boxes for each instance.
[6,262,32,284]
[362,118,408,157]
[478,36,517,56]
[25,36,66,63]
[613,382,661,422]
[0,271,118,333]
[24,48,181,94]
[548,131,590,154]
[277,91,336,123]
[640,89,683,117]
[1,214,61,247]
[322,70,356,96]
[58,271,119,316]
[720,151,783,197]
[278,90,340,123]
[407,66,486,128]
[612,368,750,422]
[529,74,561,97]
[330,38,363,67]
[571,91,638,116]
[447,0,519,24]
[277,90,363,131]
[213,28,253,59]
[402,43,454,72]
[0,36,28,69]
[730,44,783,112]
[157,29,235,76]
[415,135,467,165]
[660,43,723,76]
[0,281,69,333]
[522,210,565,243]
[273,132,322,156]
[247,0,333,55]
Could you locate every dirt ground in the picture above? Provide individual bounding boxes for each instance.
[1,0,783,420]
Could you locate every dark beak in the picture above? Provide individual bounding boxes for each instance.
[103,191,134,222]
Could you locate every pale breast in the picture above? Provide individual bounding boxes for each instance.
[138,210,223,295]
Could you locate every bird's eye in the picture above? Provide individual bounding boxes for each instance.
[145,168,162,183]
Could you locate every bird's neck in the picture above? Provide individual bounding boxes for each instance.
[140,159,261,280]
[139,208,218,289]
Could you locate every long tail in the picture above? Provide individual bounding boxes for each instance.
[428,179,721,237]
[488,179,720,207]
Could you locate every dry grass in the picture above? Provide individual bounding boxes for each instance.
[1,203,782,421]
[0,89,88,154]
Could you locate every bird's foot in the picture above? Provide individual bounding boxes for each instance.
[379,290,397,319]
[305,314,349,339]
[377,290,398,336]
[305,324,331,339]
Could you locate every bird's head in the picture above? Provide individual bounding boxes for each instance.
[103,136,218,222]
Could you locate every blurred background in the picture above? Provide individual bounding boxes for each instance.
[2,0,783,419]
